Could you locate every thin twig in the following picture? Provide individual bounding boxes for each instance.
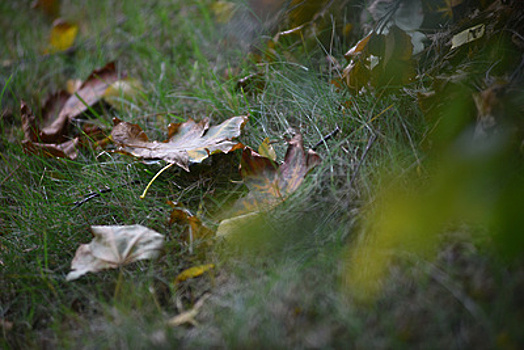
[0,164,21,187]
[71,180,139,209]
[312,125,340,150]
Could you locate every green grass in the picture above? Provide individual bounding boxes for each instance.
[1,0,524,348]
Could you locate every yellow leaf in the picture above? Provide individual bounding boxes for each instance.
[258,137,277,161]
[47,19,78,53]
[175,264,215,284]
[211,1,237,24]
[451,24,485,50]
[103,78,142,109]
[216,211,263,237]
[66,79,82,94]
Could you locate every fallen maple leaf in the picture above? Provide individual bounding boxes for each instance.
[66,225,164,281]
[111,115,248,171]
[217,133,320,236]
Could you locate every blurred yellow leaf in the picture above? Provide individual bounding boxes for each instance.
[175,264,215,284]
[66,79,82,94]
[211,1,237,23]
[103,78,143,109]
[47,19,78,53]
[216,211,262,237]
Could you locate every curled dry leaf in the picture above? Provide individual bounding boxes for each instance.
[20,101,79,159]
[66,225,164,281]
[217,133,321,236]
[41,62,121,141]
[111,115,248,171]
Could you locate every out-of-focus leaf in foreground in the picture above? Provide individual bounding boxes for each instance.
[111,115,248,171]
[345,131,524,301]
[211,1,237,23]
[66,225,164,281]
[217,133,320,236]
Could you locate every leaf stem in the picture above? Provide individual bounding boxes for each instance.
[140,162,175,199]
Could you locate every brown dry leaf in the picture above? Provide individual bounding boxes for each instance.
[111,115,248,171]
[46,18,78,53]
[168,204,214,244]
[227,133,321,218]
[344,32,374,59]
[23,138,79,160]
[31,0,60,18]
[342,26,414,91]
[20,101,79,159]
[41,62,121,141]
[66,225,164,281]
[373,26,415,86]
[21,101,38,142]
